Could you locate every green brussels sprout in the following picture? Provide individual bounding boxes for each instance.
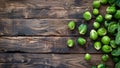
[67,39,74,48]
[111,48,120,56]
[94,41,102,50]
[105,14,112,20]
[97,28,107,36]
[84,53,91,61]
[96,15,103,23]
[78,24,87,35]
[93,9,99,15]
[115,31,120,46]
[101,36,111,45]
[113,57,120,63]
[110,40,117,48]
[91,66,97,68]
[68,21,75,30]
[108,21,118,34]
[83,11,92,21]
[93,22,100,29]
[93,1,101,8]
[106,6,116,14]
[97,63,107,68]
[104,21,109,27]
[101,54,109,62]
[100,0,108,4]
[90,29,98,40]
[102,45,112,53]
[77,37,86,46]
[114,10,120,19]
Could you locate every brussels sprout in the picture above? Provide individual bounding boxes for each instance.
[97,28,107,36]
[102,45,112,53]
[97,63,107,68]
[78,24,87,35]
[114,10,120,19]
[104,21,109,27]
[77,37,86,46]
[101,36,111,45]
[83,11,92,21]
[90,29,98,40]
[84,53,91,61]
[115,61,120,68]
[93,1,101,8]
[108,0,115,4]
[108,21,118,34]
[115,31,120,46]
[93,9,99,15]
[113,57,120,63]
[111,48,120,56]
[106,6,116,14]
[91,65,97,68]
[93,22,100,29]
[110,40,117,48]
[94,41,102,50]
[67,39,74,48]
[68,21,75,30]
[105,14,112,20]
[100,0,108,4]
[96,15,103,23]
[102,54,109,62]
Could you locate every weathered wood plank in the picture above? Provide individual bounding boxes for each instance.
[0,0,93,19]
[0,37,53,53]
[0,53,114,68]
[0,19,94,36]
[0,37,101,53]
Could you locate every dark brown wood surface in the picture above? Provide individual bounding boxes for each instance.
[0,0,114,68]
[0,53,114,68]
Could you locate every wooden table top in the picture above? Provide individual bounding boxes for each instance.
[0,0,114,68]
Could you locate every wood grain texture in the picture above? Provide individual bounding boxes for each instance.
[0,53,114,68]
[0,37,101,53]
[0,19,94,36]
[0,0,93,19]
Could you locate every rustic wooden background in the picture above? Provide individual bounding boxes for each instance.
[0,0,114,68]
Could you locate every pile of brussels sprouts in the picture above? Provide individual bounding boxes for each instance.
[67,0,120,68]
